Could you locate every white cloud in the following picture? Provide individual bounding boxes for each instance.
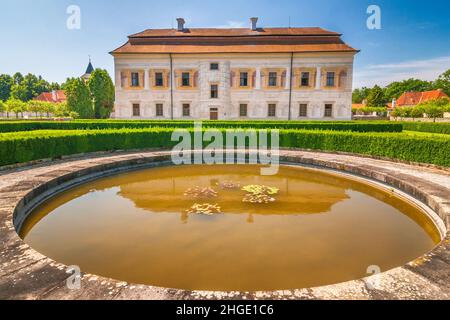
[214,21,246,28]
[354,56,450,88]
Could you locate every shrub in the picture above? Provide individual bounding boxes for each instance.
[0,120,403,133]
[401,122,450,134]
[0,128,448,167]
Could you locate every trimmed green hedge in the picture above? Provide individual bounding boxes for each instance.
[401,122,450,135]
[1,128,448,167]
[0,120,403,133]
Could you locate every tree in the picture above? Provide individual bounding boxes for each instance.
[366,85,387,107]
[0,74,13,101]
[65,78,94,119]
[88,69,115,119]
[6,98,27,118]
[13,72,24,85]
[0,100,5,116]
[434,69,450,96]
[424,103,444,122]
[27,100,42,117]
[410,105,424,120]
[384,78,434,101]
[352,87,371,103]
[11,73,51,102]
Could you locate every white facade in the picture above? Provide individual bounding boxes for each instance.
[113,52,355,120]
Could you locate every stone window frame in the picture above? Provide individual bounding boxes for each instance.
[150,69,170,90]
[299,102,309,118]
[324,103,334,118]
[122,70,145,90]
[261,68,286,90]
[131,102,141,117]
[175,69,198,90]
[182,103,191,117]
[210,62,219,71]
[321,67,348,90]
[239,103,248,117]
[293,68,316,90]
[231,68,256,89]
[268,103,277,118]
[155,103,164,117]
[210,83,219,99]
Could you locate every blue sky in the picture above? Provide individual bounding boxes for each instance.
[1,0,449,88]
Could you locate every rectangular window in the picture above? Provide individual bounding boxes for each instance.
[182,104,190,117]
[156,104,163,117]
[299,104,308,117]
[268,72,277,87]
[239,104,248,117]
[132,104,140,116]
[326,72,335,87]
[131,72,140,87]
[268,104,276,117]
[155,72,164,87]
[210,84,218,99]
[240,72,248,87]
[182,72,190,87]
[210,63,219,71]
[324,104,333,117]
[301,72,310,87]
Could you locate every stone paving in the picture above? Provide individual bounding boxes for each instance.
[0,149,449,300]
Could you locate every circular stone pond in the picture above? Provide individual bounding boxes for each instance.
[19,164,441,292]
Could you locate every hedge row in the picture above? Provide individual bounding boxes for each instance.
[401,122,450,135]
[1,128,448,167]
[0,120,403,133]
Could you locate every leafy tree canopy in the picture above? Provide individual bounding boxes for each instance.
[366,85,387,107]
[0,74,13,102]
[65,78,94,119]
[88,69,115,119]
[353,69,450,103]
[385,78,434,101]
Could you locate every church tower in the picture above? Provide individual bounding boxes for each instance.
[81,57,94,81]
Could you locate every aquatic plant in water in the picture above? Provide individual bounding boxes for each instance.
[241,185,279,195]
[186,203,222,216]
[184,186,218,199]
[241,184,279,204]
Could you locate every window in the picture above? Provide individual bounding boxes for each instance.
[268,72,277,87]
[239,104,248,117]
[156,104,163,117]
[155,72,164,87]
[268,104,276,117]
[210,84,218,99]
[299,104,308,117]
[182,72,190,87]
[210,63,219,71]
[240,72,248,87]
[182,104,190,117]
[301,72,310,87]
[324,104,333,118]
[326,72,335,87]
[132,104,140,116]
[131,72,140,87]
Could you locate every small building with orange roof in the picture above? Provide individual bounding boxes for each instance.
[34,90,66,103]
[395,89,448,107]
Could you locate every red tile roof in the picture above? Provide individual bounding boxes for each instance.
[396,90,448,106]
[111,27,358,55]
[129,27,341,38]
[34,90,66,103]
[352,104,366,109]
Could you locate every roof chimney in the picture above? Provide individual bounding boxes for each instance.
[176,18,185,32]
[250,17,258,31]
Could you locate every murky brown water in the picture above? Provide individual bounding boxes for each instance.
[20,165,440,291]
